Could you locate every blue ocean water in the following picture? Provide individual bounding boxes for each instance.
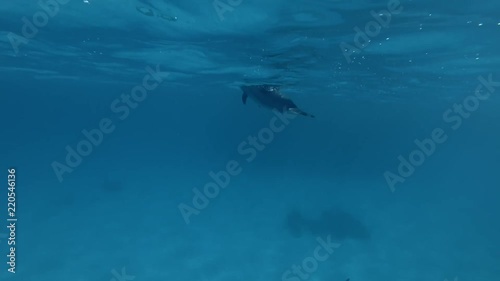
[1,0,499,280]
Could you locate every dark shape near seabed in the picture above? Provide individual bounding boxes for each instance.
[285,208,370,240]
[240,85,315,118]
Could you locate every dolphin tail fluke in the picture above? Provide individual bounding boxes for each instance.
[242,93,248,104]
[300,111,315,118]
[291,108,315,118]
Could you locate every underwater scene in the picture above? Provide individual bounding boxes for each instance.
[1,0,499,281]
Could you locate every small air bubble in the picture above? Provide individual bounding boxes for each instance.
[478,23,483,26]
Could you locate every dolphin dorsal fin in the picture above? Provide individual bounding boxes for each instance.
[242,93,248,104]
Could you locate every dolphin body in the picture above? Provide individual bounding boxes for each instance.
[240,85,315,118]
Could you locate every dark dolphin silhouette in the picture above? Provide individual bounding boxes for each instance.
[240,85,315,118]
